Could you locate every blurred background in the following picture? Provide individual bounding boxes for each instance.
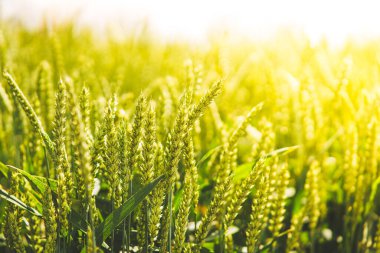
[2,0,380,46]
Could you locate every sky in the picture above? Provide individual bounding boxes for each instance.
[3,0,380,45]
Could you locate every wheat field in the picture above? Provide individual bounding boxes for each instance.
[0,23,380,253]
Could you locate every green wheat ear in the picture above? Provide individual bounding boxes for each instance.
[51,79,72,236]
[304,160,321,233]
[43,188,58,253]
[174,133,198,253]
[3,71,55,155]
[269,162,290,239]
[4,173,26,253]
[188,80,223,125]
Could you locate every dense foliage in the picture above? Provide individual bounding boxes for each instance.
[1,23,380,253]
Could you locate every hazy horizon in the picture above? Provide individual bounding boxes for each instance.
[3,0,380,45]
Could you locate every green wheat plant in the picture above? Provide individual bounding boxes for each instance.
[1,22,380,253]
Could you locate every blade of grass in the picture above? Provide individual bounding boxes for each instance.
[95,175,164,245]
[1,163,91,235]
[0,188,42,217]
[234,146,299,181]
[196,145,221,167]
[69,209,89,233]
[264,145,299,158]
[3,164,57,194]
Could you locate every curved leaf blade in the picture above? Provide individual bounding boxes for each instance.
[3,163,57,194]
[95,175,164,244]
[234,145,299,181]
[0,189,42,217]
[196,145,221,167]
[70,209,89,233]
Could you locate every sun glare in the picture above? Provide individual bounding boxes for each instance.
[3,0,380,45]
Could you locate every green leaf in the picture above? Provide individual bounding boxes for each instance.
[263,145,299,158]
[69,209,89,233]
[234,145,299,181]
[202,243,213,252]
[0,189,42,217]
[95,175,164,244]
[34,175,58,192]
[2,163,89,233]
[3,163,57,194]
[366,176,380,215]
[197,145,221,167]
[234,162,255,182]
[0,162,8,177]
